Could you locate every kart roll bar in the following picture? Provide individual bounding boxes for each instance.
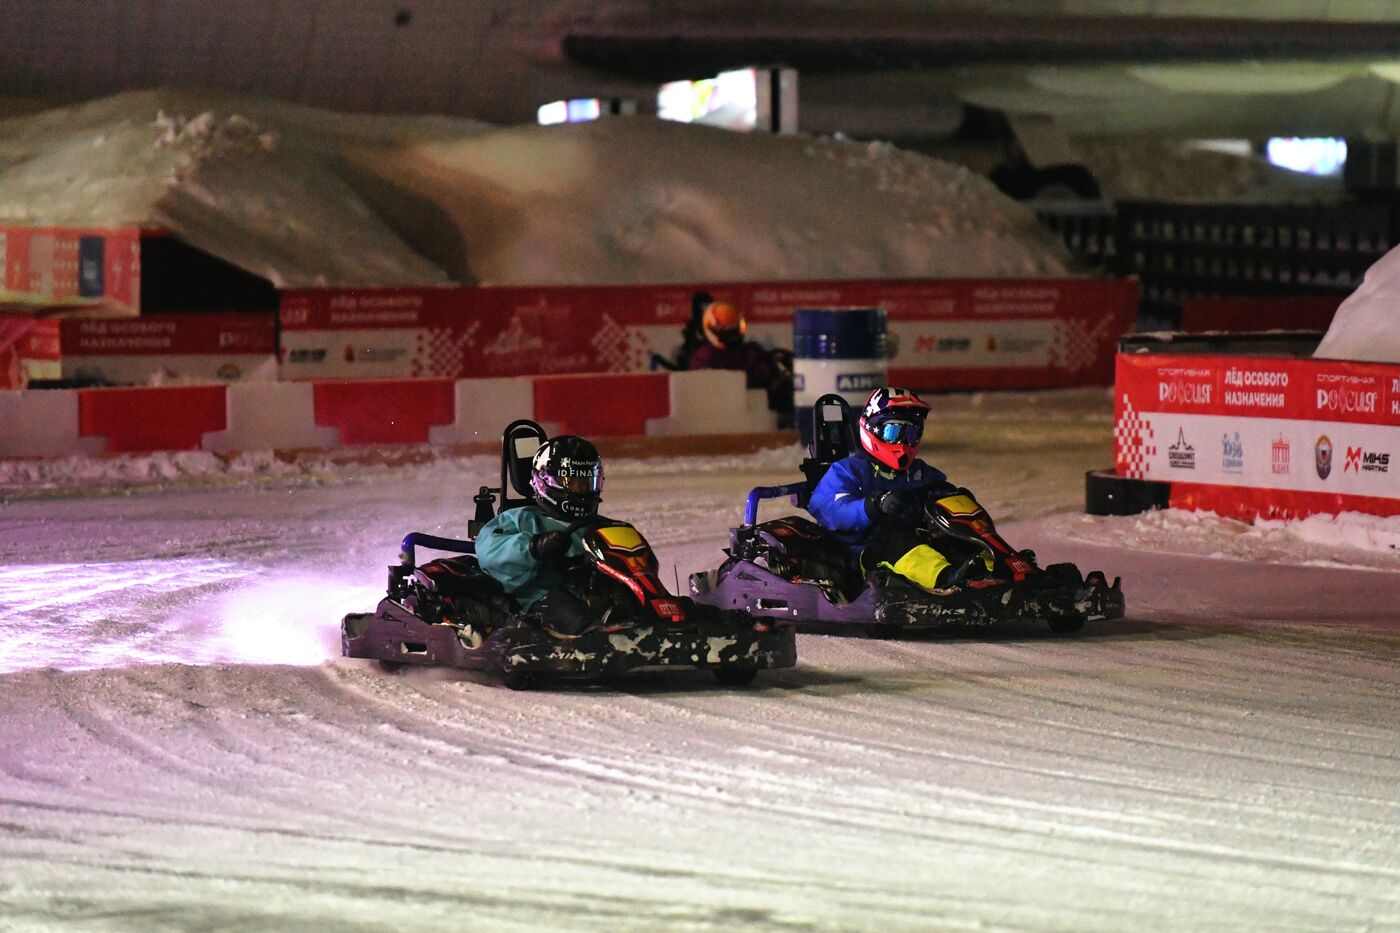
[399,532,476,569]
[744,482,807,526]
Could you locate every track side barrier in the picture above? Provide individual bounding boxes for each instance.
[1105,351,1400,520]
[0,370,779,459]
[534,373,669,437]
[79,385,228,454]
[313,378,457,445]
[279,278,1136,391]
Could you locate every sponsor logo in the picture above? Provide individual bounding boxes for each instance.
[836,372,884,392]
[1315,386,1378,415]
[1221,432,1244,473]
[1167,428,1195,470]
[485,318,545,356]
[1224,369,1289,387]
[217,330,268,351]
[1158,380,1212,405]
[1271,435,1290,474]
[914,335,972,353]
[285,348,327,363]
[1344,446,1391,473]
[1224,367,1287,408]
[216,363,242,381]
[1316,435,1333,479]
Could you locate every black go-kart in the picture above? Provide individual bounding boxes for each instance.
[341,419,798,689]
[688,394,1125,635]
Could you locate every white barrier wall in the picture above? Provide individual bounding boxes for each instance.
[0,371,781,459]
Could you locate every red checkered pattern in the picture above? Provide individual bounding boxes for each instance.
[590,313,652,373]
[1113,393,1156,479]
[1050,317,1107,373]
[410,324,478,378]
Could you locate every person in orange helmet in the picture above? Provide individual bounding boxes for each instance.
[688,300,764,372]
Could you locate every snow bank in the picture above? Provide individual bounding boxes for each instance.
[0,89,1072,289]
[1075,138,1342,203]
[1314,243,1400,362]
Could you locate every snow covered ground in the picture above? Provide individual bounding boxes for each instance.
[3,390,1400,930]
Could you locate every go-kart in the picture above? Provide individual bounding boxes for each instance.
[689,394,1125,634]
[342,419,798,689]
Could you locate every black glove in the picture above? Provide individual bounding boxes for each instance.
[864,490,912,521]
[529,530,571,561]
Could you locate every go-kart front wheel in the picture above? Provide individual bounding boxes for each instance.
[713,666,758,687]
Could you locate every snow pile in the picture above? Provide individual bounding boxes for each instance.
[1314,243,1400,362]
[0,89,1072,288]
[0,91,455,287]
[1075,138,1342,203]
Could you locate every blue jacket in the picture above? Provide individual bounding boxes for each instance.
[808,454,949,550]
[474,505,590,608]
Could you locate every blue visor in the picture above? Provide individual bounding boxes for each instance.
[874,419,922,445]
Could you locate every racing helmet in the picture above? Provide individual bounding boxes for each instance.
[858,387,930,471]
[530,436,604,520]
[702,300,746,348]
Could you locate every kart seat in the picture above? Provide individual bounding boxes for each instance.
[795,394,855,510]
[416,556,509,601]
[749,516,865,600]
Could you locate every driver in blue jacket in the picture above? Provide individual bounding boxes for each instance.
[808,387,971,592]
[475,435,606,633]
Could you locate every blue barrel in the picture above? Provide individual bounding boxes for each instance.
[793,307,887,444]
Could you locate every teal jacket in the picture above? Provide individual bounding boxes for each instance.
[474,505,590,608]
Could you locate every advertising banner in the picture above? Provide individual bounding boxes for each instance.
[279,278,1136,390]
[0,225,143,309]
[61,313,278,385]
[1114,352,1400,518]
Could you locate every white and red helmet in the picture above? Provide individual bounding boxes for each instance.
[857,387,930,470]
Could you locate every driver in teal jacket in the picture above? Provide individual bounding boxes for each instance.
[475,435,606,631]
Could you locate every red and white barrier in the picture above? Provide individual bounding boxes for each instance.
[0,370,777,459]
[1115,352,1400,520]
[279,278,1136,391]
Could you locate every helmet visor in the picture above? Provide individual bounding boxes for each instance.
[874,419,922,445]
[715,326,744,347]
[555,463,603,495]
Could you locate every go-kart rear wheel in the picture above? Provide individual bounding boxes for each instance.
[1047,616,1086,634]
[714,666,758,687]
[377,660,407,673]
[502,669,540,691]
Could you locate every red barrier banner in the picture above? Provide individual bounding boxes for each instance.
[1115,352,1400,518]
[0,225,143,309]
[279,278,1136,390]
[60,313,278,385]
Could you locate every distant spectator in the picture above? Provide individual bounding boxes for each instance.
[687,299,773,390]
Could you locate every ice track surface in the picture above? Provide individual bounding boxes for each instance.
[3,391,1399,931]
